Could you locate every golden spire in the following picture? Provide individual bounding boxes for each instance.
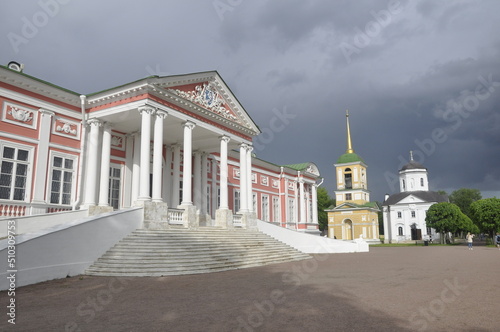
[345,109,355,154]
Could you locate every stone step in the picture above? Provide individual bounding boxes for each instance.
[85,227,310,277]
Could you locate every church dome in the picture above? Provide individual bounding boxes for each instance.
[337,152,364,164]
[400,160,426,171]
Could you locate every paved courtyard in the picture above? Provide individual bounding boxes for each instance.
[1,242,499,331]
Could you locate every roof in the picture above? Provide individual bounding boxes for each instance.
[400,160,426,171]
[326,201,380,211]
[382,191,448,206]
[336,152,364,164]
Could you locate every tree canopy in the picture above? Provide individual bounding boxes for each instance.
[449,188,482,218]
[426,202,478,241]
[317,187,335,232]
[469,198,500,237]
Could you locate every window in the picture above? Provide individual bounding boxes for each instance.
[0,145,31,201]
[252,192,257,213]
[398,226,403,236]
[261,195,269,221]
[420,178,424,187]
[108,166,121,209]
[234,190,240,213]
[288,198,295,223]
[402,179,405,190]
[345,193,352,201]
[50,155,75,205]
[272,196,280,222]
[179,180,183,205]
[411,211,416,218]
[206,185,211,215]
[344,168,352,189]
[397,211,402,218]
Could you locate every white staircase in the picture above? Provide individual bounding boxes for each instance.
[86,227,311,276]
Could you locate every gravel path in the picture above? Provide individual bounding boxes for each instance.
[1,242,499,331]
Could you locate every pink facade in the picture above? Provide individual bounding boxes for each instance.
[0,62,320,232]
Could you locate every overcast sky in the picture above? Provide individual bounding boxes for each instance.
[1,0,499,202]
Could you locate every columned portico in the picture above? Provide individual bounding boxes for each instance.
[131,132,141,204]
[311,184,318,224]
[218,135,230,210]
[299,174,306,224]
[171,144,181,207]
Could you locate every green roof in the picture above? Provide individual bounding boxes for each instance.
[336,153,364,164]
[281,163,310,171]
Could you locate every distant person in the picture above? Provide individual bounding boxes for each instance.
[496,233,500,250]
[466,232,475,250]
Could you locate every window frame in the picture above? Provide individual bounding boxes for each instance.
[47,151,77,206]
[0,142,34,202]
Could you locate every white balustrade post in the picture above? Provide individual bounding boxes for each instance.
[98,122,112,206]
[181,121,196,205]
[152,110,168,202]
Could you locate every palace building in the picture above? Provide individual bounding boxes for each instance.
[326,111,380,242]
[0,61,321,232]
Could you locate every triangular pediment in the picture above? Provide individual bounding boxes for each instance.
[398,194,427,204]
[152,72,260,136]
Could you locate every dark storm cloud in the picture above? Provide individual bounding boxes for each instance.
[1,0,499,201]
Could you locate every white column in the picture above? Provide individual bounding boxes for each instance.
[163,145,172,205]
[211,157,218,217]
[311,184,318,224]
[32,109,54,204]
[171,144,181,207]
[123,134,134,207]
[131,132,141,204]
[219,135,230,209]
[138,106,154,201]
[98,122,112,206]
[239,143,248,213]
[152,110,167,202]
[201,153,208,215]
[246,145,253,212]
[83,118,101,206]
[181,121,195,205]
[193,151,202,209]
[299,174,306,224]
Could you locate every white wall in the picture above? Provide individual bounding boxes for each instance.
[0,208,143,290]
[0,210,89,238]
[257,220,368,253]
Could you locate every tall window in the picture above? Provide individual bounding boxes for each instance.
[398,226,403,236]
[0,145,30,201]
[272,196,280,222]
[234,190,240,213]
[50,155,75,205]
[108,166,121,209]
[288,198,295,223]
[411,211,416,218]
[344,168,352,189]
[261,195,269,221]
[397,211,402,218]
[252,192,257,213]
[420,178,424,187]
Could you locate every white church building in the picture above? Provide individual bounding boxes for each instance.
[382,152,448,243]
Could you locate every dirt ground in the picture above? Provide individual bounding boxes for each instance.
[1,241,499,332]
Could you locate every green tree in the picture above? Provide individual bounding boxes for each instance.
[425,202,474,243]
[317,187,335,232]
[469,198,500,240]
[449,188,482,218]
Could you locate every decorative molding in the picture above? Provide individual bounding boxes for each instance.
[261,175,268,186]
[111,133,125,151]
[53,117,80,140]
[168,82,238,123]
[233,168,240,179]
[272,179,279,188]
[2,101,38,129]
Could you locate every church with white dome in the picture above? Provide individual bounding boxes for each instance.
[382,152,448,243]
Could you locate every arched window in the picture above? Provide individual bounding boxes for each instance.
[344,168,352,189]
[398,226,403,236]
